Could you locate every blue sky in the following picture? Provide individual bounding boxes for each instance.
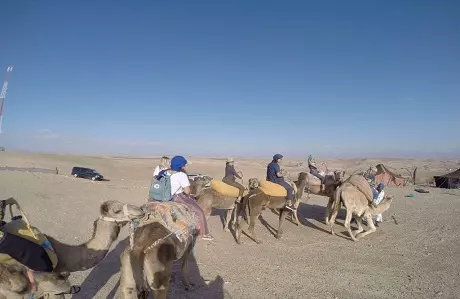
[0,0,459,158]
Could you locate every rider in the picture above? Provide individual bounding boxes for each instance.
[222,157,245,203]
[168,156,214,241]
[372,183,385,226]
[153,156,170,177]
[308,155,325,185]
[266,154,295,211]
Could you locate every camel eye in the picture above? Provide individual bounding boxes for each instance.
[112,206,122,213]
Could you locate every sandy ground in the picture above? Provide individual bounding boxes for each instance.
[0,152,459,299]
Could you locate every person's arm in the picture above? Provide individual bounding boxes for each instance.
[275,164,284,177]
[153,166,160,177]
[232,166,242,179]
[179,173,191,195]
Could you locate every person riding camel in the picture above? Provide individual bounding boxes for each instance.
[167,156,214,241]
[308,155,326,190]
[222,157,245,203]
[266,154,295,211]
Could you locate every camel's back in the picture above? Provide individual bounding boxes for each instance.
[341,184,369,216]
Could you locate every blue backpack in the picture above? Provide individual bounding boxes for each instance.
[149,170,172,202]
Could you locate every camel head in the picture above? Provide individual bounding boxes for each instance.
[99,200,144,224]
[297,172,308,182]
[248,178,260,190]
[191,177,211,195]
[0,264,71,298]
[333,170,345,183]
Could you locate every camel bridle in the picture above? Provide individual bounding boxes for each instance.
[99,204,135,223]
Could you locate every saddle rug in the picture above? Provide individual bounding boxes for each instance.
[140,202,198,258]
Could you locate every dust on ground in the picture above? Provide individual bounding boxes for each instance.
[0,152,459,299]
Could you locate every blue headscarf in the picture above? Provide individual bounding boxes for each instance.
[273,154,283,162]
[171,156,188,172]
[377,183,385,190]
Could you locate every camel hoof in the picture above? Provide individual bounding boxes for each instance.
[275,234,283,240]
[223,227,229,232]
[255,239,263,244]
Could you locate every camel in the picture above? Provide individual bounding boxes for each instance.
[0,264,71,299]
[119,202,199,299]
[0,197,144,297]
[235,175,308,244]
[328,182,394,241]
[297,171,345,224]
[192,177,245,232]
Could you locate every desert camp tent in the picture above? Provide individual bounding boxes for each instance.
[374,164,407,187]
[434,169,460,189]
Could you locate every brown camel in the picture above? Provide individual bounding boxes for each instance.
[328,182,394,241]
[296,171,344,224]
[0,197,144,298]
[192,177,247,232]
[119,202,199,299]
[235,175,308,244]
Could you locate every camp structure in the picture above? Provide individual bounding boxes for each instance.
[434,169,460,189]
[374,164,408,187]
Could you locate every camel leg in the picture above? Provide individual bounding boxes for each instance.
[344,210,358,242]
[292,200,300,225]
[329,208,339,236]
[223,209,233,232]
[181,242,196,291]
[231,205,238,230]
[248,207,263,244]
[324,198,334,225]
[356,214,377,239]
[119,249,138,299]
[354,216,365,237]
[275,208,289,239]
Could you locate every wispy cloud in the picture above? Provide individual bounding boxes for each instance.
[33,129,60,140]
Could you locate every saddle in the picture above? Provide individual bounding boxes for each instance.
[0,198,59,270]
[258,181,297,197]
[210,180,248,198]
[139,201,198,259]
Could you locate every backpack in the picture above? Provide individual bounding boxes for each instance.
[149,170,173,202]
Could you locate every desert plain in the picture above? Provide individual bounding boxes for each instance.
[0,151,459,299]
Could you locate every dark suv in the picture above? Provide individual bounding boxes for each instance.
[71,167,104,181]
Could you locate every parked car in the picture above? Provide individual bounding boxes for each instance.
[71,167,104,181]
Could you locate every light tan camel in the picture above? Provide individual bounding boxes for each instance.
[0,264,71,299]
[119,202,199,299]
[328,182,394,241]
[192,177,245,232]
[0,197,144,297]
[235,176,308,244]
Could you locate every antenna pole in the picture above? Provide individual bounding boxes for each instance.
[0,65,14,134]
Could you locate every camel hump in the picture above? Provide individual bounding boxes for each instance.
[258,181,287,197]
[304,172,322,185]
[140,201,198,255]
[0,219,58,269]
[345,175,373,202]
[210,180,241,197]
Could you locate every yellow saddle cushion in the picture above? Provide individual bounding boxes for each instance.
[210,180,247,197]
[0,219,58,269]
[259,181,288,197]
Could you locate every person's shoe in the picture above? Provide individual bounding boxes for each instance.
[202,234,214,241]
[236,196,242,203]
[374,221,380,227]
[285,204,296,211]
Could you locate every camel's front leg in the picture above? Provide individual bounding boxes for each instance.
[329,208,339,236]
[119,249,138,299]
[354,216,365,236]
[292,200,300,225]
[356,214,377,239]
[223,208,233,232]
[344,210,358,241]
[248,207,263,244]
[324,198,333,225]
[275,208,289,239]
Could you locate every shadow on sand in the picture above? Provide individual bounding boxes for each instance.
[73,237,229,299]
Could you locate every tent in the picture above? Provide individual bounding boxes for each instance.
[434,169,460,189]
[374,164,407,187]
